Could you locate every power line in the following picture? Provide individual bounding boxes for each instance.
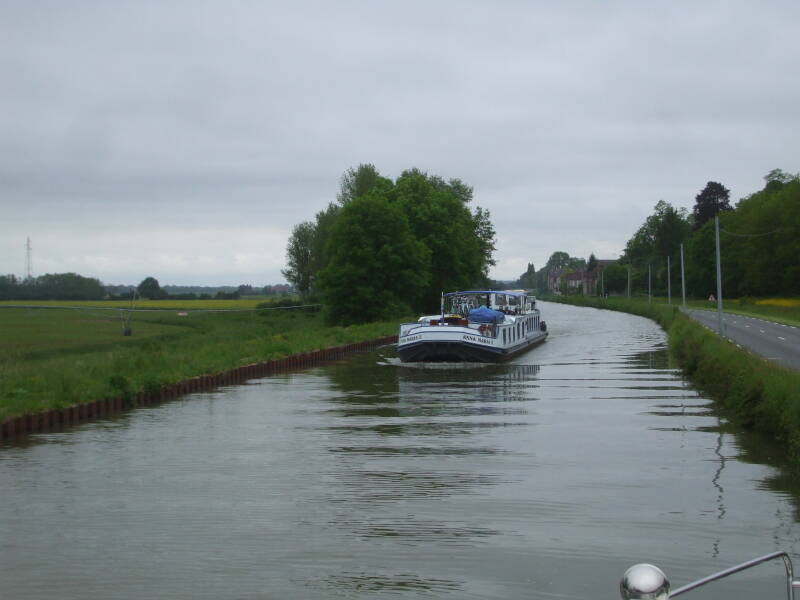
[720,228,782,238]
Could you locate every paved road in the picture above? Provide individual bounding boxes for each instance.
[684,308,800,371]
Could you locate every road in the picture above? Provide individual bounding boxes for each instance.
[684,308,800,371]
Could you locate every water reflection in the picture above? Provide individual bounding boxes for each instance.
[331,445,504,457]
[340,519,500,543]
[2,302,800,599]
[326,469,502,503]
[323,572,462,595]
[323,420,530,437]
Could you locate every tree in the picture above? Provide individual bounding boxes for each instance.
[0,274,19,300]
[308,203,340,282]
[317,193,430,325]
[281,221,316,297]
[35,273,106,300]
[137,277,165,300]
[602,263,629,294]
[215,290,240,300]
[587,253,598,272]
[685,220,716,297]
[716,177,800,296]
[764,168,797,185]
[517,263,537,289]
[542,251,584,272]
[533,252,585,294]
[620,200,691,295]
[472,206,497,275]
[692,181,732,230]
[1,272,106,300]
[623,201,690,265]
[763,168,799,193]
[283,164,496,319]
[444,178,474,204]
[283,165,392,298]
[336,163,391,205]
[391,169,490,311]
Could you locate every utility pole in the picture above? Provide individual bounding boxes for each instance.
[667,255,671,305]
[627,265,631,299]
[25,237,32,280]
[715,215,724,336]
[648,264,651,304]
[600,269,604,297]
[680,243,686,308]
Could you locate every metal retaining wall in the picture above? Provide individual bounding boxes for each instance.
[0,335,398,442]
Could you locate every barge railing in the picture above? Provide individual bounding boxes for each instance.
[620,551,800,599]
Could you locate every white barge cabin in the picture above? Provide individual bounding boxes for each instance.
[397,290,547,362]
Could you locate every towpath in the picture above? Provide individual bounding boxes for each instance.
[683,308,800,371]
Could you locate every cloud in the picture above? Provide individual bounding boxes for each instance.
[2,1,799,284]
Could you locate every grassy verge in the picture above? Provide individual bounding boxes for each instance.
[549,295,800,461]
[683,299,800,327]
[1,305,402,421]
[595,295,800,327]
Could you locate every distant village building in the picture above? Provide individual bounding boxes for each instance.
[547,259,616,295]
[565,270,584,291]
[547,269,563,294]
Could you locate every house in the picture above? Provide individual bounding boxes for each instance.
[548,259,617,295]
[546,269,562,294]
[582,260,616,295]
[565,270,585,292]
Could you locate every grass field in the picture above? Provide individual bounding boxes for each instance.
[0,298,271,310]
[0,301,403,420]
[0,307,189,359]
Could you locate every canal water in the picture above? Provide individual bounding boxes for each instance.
[1,302,798,599]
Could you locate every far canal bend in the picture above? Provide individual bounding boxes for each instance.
[1,301,798,599]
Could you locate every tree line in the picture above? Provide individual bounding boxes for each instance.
[0,273,291,301]
[0,273,107,301]
[614,169,799,298]
[526,168,799,298]
[282,164,497,324]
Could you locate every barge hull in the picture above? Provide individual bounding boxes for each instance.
[398,333,547,363]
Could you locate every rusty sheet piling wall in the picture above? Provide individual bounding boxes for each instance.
[0,335,398,441]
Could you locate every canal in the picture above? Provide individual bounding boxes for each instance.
[1,301,798,599]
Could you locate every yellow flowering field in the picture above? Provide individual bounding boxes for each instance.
[756,298,800,308]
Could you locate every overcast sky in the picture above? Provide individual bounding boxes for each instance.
[2,1,798,286]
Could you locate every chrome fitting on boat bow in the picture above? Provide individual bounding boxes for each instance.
[620,564,669,600]
[619,551,800,599]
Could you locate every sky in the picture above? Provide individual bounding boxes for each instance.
[2,1,799,286]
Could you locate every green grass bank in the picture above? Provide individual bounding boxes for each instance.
[548,296,800,461]
[1,306,403,421]
[638,296,800,327]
